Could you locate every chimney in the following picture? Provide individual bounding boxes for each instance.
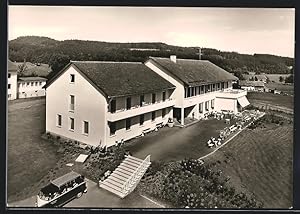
[170,55,177,63]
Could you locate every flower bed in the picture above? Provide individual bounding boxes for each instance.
[42,132,127,183]
[138,159,263,208]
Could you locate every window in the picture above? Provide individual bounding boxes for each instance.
[140,95,144,106]
[162,109,166,118]
[187,88,191,97]
[35,82,38,86]
[69,118,74,131]
[110,99,116,113]
[162,91,166,101]
[70,95,75,111]
[8,94,11,99]
[31,82,34,86]
[205,101,209,111]
[191,87,195,96]
[109,122,116,136]
[152,111,156,121]
[126,118,131,130]
[18,83,21,87]
[201,85,204,94]
[152,93,156,104]
[199,103,203,113]
[8,73,11,78]
[70,74,75,83]
[126,97,131,110]
[8,84,11,89]
[184,88,188,98]
[83,121,89,135]
[221,82,224,89]
[57,114,62,127]
[140,114,144,126]
[211,99,215,109]
[39,82,42,85]
[27,82,29,86]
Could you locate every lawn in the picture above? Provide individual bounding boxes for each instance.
[265,82,294,95]
[203,116,293,208]
[124,119,228,162]
[265,74,291,84]
[247,92,294,110]
[7,98,61,203]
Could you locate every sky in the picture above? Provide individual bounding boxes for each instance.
[8,6,295,57]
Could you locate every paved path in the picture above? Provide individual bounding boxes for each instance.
[8,179,162,208]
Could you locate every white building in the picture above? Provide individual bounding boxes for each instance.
[17,77,47,98]
[8,60,18,100]
[239,80,265,92]
[44,61,175,148]
[145,56,250,125]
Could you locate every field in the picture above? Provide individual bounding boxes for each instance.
[265,82,294,95]
[247,92,293,110]
[7,98,61,202]
[204,115,293,208]
[265,74,291,83]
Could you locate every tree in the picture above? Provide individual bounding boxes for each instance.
[285,74,294,83]
[279,76,284,82]
[17,59,27,77]
[233,71,245,80]
[48,53,70,73]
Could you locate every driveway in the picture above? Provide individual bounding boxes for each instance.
[124,119,228,162]
[8,179,163,208]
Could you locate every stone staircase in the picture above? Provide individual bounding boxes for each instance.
[99,155,151,198]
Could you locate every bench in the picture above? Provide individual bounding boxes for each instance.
[142,128,152,134]
[230,127,237,132]
[156,122,163,128]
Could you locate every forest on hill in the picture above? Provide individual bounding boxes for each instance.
[9,36,294,78]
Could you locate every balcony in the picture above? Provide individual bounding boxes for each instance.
[216,89,247,99]
[107,99,175,122]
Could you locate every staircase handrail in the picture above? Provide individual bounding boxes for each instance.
[122,155,150,194]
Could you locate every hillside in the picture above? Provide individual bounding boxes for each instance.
[9,36,294,78]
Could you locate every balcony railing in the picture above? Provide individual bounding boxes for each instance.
[216,89,247,99]
[107,99,175,122]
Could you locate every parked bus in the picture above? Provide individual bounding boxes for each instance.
[35,171,87,207]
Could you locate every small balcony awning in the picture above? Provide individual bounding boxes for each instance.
[237,96,250,108]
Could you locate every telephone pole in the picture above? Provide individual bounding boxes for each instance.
[196,47,203,60]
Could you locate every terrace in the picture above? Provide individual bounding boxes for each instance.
[216,89,247,99]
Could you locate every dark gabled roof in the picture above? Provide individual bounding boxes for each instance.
[18,77,47,82]
[45,61,175,98]
[8,60,18,72]
[148,57,238,86]
[239,80,265,87]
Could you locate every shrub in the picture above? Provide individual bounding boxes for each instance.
[141,159,263,208]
